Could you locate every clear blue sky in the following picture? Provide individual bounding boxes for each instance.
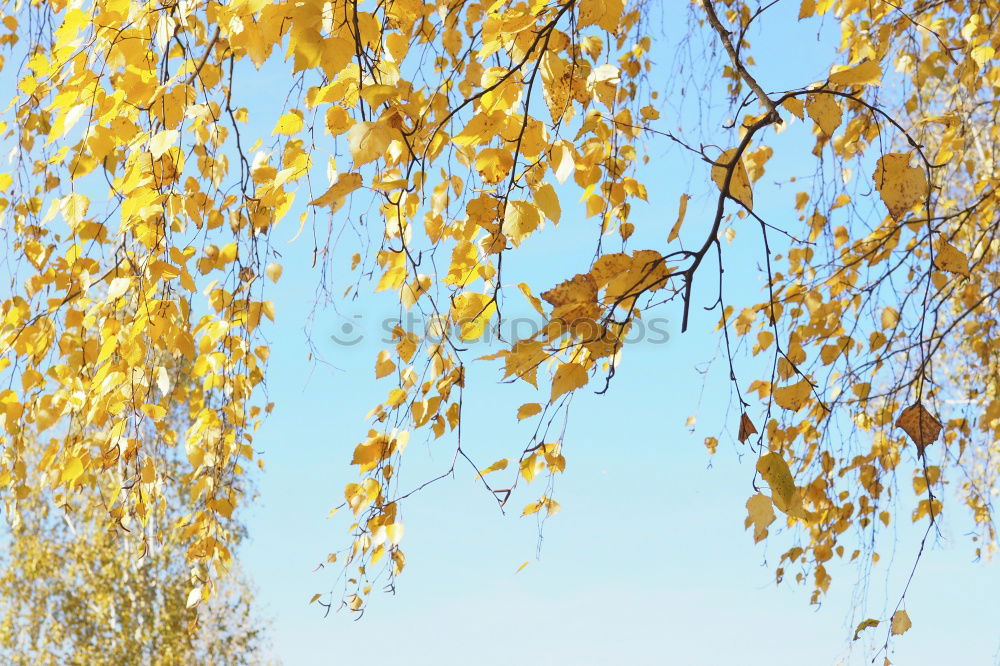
[237,6,1000,665]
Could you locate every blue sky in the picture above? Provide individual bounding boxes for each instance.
[237,6,1000,664]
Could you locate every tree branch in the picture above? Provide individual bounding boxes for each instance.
[701,0,781,123]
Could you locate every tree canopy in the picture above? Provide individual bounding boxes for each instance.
[0,0,997,657]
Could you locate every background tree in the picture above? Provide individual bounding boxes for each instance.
[0,490,273,665]
[0,348,274,664]
[0,0,997,655]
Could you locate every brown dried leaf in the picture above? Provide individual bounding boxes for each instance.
[895,403,942,456]
[738,412,757,443]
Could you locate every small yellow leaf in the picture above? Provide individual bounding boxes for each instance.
[502,200,542,246]
[745,493,775,543]
[971,45,995,67]
[668,193,690,242]
[757,452,796,508]
[359,84,397,108]
[310,593,322,604]
[386,523,404,545]
[476,458,508,478]
[273,111,304,135]
[310,173,363,207]
[873,153,926,220]
[149,129,179,160]
[935,241,969,276]
[516,561,530,573]
[890,610,912,635]
[62,457,84,483]
[141,404,166,420]
[517,403,542,420]
[829,60,882,86]
[375,350,396,379]
[551,362,588,401]
[107,277,131,301]
[348,121,391,166]
[773,379,811,411]
[518,283,545,316]
[711,149,753,209]
[854,618,880,640]
[533,183,561,223]
[155,366,171,395]
[806,93,842,137]
[782,98,805,120]
[577,0,624,32]
[265,263,283,283]
[881,307,900,329]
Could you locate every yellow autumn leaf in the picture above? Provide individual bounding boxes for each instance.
[578,0,624,32]
[773,379,811,411]
[375,350,396,379]
[273,111,304,135]
[711,149,753,209]
[533,183,561,223]
[873,152,926,220]
[881,306,900,329]
[310,173,363,207]
[828,60,882,86]
[806,92,842,136]
[853,618,880,640]
[518,283,545,316]
[359,84,397,108]
[106,277,131,300]
[517,403,542,420]
[971,45,995,67]
[60,193,89,228]
[890,610,912,635]
[502,200,542,246]
[522,500,541,516]
[347,121,391,166]
[476,458,508,478]
[141,404,166,420]
[936,241,969,276]
[61,456,84,483]
[386,523,404,545]
[782,97,805,120]
[756,452,795,508]
[668,193,690,242]
[265,263,283,283]
[745,493,775,543]
[551,362,588,401]
[149,129,179,160]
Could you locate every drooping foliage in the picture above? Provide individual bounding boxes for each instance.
[0,0,997,651]
[0,360,272,664]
